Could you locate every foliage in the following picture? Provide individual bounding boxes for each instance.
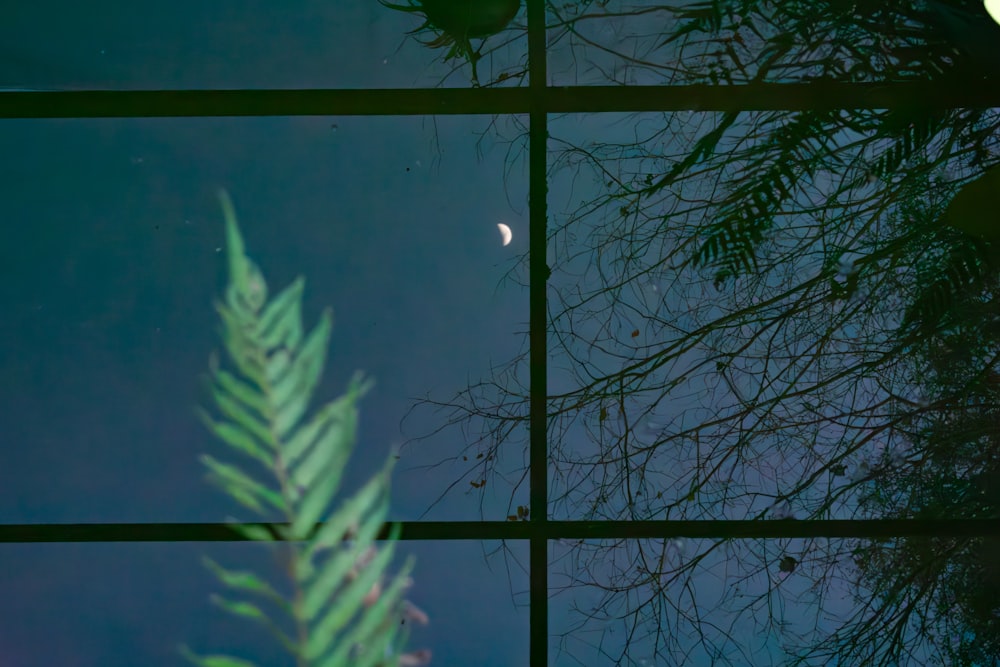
[178,191,430,667]
[397,1,1000,664]
[852,249,1000,665]
[378,0,521,86]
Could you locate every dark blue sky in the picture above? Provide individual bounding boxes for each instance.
[0,1,527,90]
[5,2,986,665]
[0,2,535,665]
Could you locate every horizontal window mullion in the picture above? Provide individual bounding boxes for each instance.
[2,518,998,543]
[4,81,1000,119]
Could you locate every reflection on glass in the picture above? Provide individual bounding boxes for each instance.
[546,1,1000,86]
[379,0,524,88]
[0,540,526,666]
[0,114,527,524]
[0,0,526,90]
[549,536,1000,666]
[539,106,1000,524]
[183,196,432,667]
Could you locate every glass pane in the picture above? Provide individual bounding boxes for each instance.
[0,539,528,666]
[546,1,996,86]
[1,1,526,90]
[544,109,1000,521]
[549,536,1000,666]
[0,114,527,523]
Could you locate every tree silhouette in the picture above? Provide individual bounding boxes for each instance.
[379,0,523,87]
[388,1,1000,664]
[816,253,1000,666]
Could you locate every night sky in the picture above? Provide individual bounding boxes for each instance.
[1,1,534,665]
[2,1,963,665]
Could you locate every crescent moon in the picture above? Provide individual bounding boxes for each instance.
[497,223,512,246]
[987,0,1000,25]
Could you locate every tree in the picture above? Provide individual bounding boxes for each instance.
[389,1,1000,664]
[822,229,1000,666]
[379,0,523,87]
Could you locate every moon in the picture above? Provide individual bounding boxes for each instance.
[988,0,1000,25]
[497,222,512,246]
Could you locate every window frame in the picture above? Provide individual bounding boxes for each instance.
[3,2,1000,665]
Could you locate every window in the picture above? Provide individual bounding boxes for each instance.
[3,2,1000,665]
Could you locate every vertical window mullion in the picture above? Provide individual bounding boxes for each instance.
[527,0,549,665]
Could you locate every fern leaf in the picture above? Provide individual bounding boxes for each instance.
[257,276,305,349]
[183,190,428,667]
[208,593,297,652]
[197,412,274,469]
[344,556,416,651]
[214,302,268,388]
[305,530,407,661]
[223,520,278,543]
[199,454,287,513]
[289,383,372,540]
[694,109,838,283]
[283,399,350,472]
[645,111,739,197]
[301,468,393,617]
[900,234,997,335]
[211,369,270,424]
[206,387,274,453]
[200,556,293,615]
[178,645,259,667]
[302,455,389,559]
[209,593,268,622]
[271,310,332,438]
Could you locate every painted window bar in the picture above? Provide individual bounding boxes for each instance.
[3,2,1000,666]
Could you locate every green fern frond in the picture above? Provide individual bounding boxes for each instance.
[180,190,429,667]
